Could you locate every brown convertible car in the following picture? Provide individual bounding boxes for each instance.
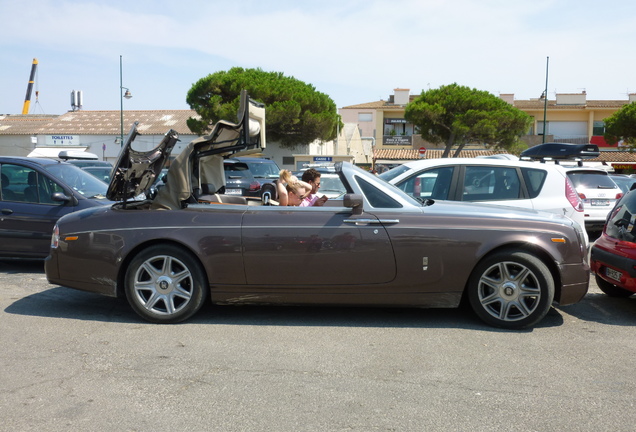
[45,91,589,329]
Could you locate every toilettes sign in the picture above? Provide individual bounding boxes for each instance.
[45,135,79,146]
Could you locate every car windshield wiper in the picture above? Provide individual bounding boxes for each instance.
[87,193,108,199]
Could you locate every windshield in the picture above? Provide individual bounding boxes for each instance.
[44,164,109,199]
[379,164,410,182]
[320,174,347,196]
[248,162,279,179]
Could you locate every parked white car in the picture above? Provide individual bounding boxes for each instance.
[380,158,589,246]
[565,168,623,231]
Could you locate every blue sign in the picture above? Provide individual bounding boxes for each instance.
[313,157,333,162]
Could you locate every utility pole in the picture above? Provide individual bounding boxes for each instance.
[542,56,549,143]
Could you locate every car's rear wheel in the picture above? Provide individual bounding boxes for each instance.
[124,244,207,323]
[595,274,634,298]
[467,251,554,329]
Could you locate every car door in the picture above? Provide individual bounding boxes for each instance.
[0,163,76,257]
[460,165,533,210]
[241,205,396,286]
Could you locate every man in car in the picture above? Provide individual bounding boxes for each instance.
[300,168,328,207]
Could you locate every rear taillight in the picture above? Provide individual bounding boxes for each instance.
[249,181,261,192]
[616,192,624,200]
[51,224,59,249]
[565,177,584,212]
[617,240,636,249]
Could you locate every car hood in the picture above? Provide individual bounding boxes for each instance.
[151,91,266,210]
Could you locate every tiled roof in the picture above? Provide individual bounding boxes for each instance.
[0,110,200,136]
[341,100,386,109]
[513,100,629,110]
[341,95,419,110]
[374,148,504,160]
[592,151,636,163]
[374,148,636,163]
[0,114,59,135]
[343,98,631,111]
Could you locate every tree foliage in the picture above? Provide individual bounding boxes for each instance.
[186,67,342,148]
[404,83,532,157]
[603,102,636,147]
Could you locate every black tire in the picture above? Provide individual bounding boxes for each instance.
[595,274,634,298]
[124,244,207,323]
[467,251,555,329]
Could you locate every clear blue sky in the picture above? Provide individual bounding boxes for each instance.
[1,0,635,115]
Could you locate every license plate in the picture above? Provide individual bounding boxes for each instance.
[605,267,622,282]
[224,189,242,195]
[590,199,610,206]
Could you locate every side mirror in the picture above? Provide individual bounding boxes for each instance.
[51,192,72,204]
[344,193,363,215]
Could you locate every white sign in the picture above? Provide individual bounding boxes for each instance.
[45,135,80,146]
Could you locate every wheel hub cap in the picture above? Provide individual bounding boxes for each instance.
[157,276,172,293]
[502,282,517,298]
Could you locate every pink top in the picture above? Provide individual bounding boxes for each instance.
[299,194,319,207]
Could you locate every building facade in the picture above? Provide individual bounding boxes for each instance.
[339,88,636,169]
[0,111,369,170]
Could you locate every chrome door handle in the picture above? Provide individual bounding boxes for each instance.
[344,218,399,225]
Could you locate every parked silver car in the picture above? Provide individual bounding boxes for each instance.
[565,168,623,231]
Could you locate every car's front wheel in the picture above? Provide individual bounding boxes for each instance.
[124,244,207,323]
[467,251,554,329]
[595,274,634,298]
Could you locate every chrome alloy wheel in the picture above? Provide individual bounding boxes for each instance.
[132,254,194,316]
[476,260,542,322]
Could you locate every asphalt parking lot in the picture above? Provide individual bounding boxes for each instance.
[1,258,636,432]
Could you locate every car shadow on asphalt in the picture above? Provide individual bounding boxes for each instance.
[5,285,569,332]
[555,291,636,326]
[0,258,45,274]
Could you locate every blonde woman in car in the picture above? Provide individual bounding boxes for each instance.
[276,169,313,206]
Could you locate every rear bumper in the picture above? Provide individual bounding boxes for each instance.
[590,246,636,293]
[556,261,590,305]
[45,250,118,297]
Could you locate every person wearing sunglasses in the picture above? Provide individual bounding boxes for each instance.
[299,168,328,207]
[276,169,313,206]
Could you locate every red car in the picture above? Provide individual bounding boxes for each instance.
[590,189,636,297]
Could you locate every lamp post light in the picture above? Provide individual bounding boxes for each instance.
[119,55,132,147]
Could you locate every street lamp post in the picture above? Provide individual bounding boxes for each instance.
[119,55,132,147]
[542,56,549,143]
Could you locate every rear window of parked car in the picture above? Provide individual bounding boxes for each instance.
[224,162,253,179]
[567,172,616,189]
[605,191,636,241]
